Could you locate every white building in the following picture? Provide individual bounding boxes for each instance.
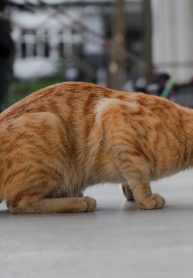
[10,7,84,79]
[151,0,193,82]
[10,0,143,81]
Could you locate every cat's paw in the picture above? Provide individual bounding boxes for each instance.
[82,196,97,212]
[137,194,165,210]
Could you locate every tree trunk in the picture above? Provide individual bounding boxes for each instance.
[109,0,127,89]
[0,8,15,111]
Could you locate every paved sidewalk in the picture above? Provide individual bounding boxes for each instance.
[1,170,193,278]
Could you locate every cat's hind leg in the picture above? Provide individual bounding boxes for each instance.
[8,194,96,213]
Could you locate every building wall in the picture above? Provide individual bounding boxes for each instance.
[151,0,193,82]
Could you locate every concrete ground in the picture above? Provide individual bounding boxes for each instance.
[1,170,193,278]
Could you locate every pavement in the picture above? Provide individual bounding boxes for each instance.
[1,170,193,278]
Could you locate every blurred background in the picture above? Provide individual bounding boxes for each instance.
[0,0,193,111]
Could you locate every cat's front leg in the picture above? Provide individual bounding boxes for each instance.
[118,156,165,209]
[132,183,165,210]
[103,105,165,210]
[121,183,135,201]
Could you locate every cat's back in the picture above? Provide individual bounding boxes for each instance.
[0,81,185,124]
[0,82,119,121]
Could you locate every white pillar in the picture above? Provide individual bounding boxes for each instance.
[49,30,59,61]
[82,6,104,55]
[151,0,193,82]
[24,34,35,57]
[36,30,45,57]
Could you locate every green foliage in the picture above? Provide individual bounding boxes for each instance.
[7,74,64,107]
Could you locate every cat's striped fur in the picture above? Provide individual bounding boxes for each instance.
[0,82,192,213]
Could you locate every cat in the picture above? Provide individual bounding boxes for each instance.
[0,81,192,213]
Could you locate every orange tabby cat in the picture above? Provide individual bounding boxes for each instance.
[0,82,191,213]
